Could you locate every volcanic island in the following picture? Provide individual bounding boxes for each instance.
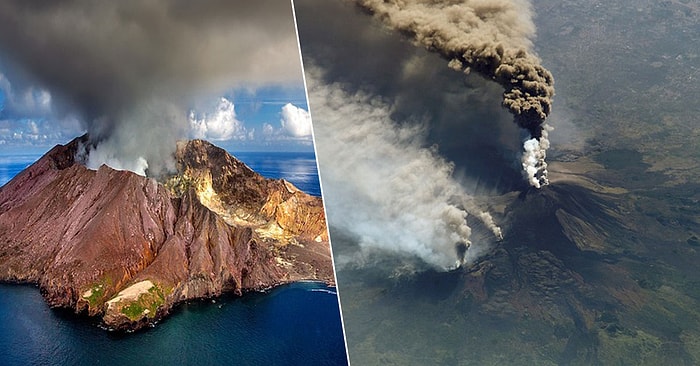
[0,135,334,331]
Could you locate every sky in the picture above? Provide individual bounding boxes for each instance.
[0,0,315,158]
[0,70,313,154]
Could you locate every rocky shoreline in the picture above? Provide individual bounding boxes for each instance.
[0,136,335,332]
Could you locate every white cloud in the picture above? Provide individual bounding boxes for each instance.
[0,116,83,147]
[258,103,314,147]
[22,89,51,113]
[0,73,52,116]
[260,122,281,141]
[28,120,39,134]
[262,123,275,137]
[0,73,85,147]
[280,103,312,138]
[189,97,247,141]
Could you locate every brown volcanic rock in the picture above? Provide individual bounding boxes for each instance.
[0,136,334,331]
[172,139,328,243]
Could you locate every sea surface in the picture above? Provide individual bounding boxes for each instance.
[0,154,42,187]
[0,151,346,366]
[0,151,322,196]
[233,151,321,197]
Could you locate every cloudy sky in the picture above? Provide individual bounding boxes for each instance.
[0,78,313,154]
[0,0,314,158]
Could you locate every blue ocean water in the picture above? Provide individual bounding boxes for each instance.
[0,151,345,366]
[0,154,41,186]
[0,151,323,196]
[0,283,345,366]
[234,151,321,196]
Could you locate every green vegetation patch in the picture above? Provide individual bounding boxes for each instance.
[120,284,168,321]
[597,328,664,365]
[83,275,115,307]
[680,331,700,364]
[84,284,105,307]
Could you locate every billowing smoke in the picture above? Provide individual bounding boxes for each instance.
[307,68,502,270]
[353,0,555,188]
[0,0,303,176]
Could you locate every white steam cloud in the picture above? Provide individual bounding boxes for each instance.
[83,98,183,176]
[307,69,501,270]
[521,124,551,188]
[86,146,149,177]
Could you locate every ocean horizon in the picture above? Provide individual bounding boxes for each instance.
[0,149,346,366]
[0,150,321,196]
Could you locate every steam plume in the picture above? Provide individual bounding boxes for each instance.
[307,68,501,270]
[0,0,303,176]
[354,0,555,187]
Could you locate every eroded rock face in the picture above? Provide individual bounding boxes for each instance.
[0,136,334,331]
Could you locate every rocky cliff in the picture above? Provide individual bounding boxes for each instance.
[0,135,334,331]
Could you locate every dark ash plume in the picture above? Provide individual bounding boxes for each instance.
[354,0,555,188]
[0,0,303,176]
